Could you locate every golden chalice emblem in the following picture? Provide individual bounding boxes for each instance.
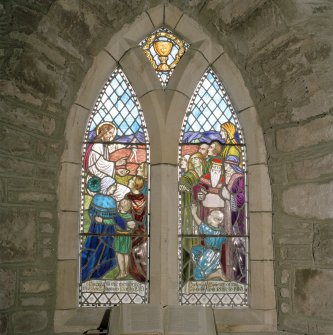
[153,40,173,71]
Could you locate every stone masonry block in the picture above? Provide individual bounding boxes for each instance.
[20,280,50,294]
[12,49,70,104]
[238,107,267,165]
[0,208,36,262]
[204,0,265,26]
[249,212,273,260]
[12,311,48,333]
[313,222,333,265]
[20,297,45,307]
[58,211,79,260]
[165,4,183,29]
[0,269,16,309]
[168,48,208,98]
[165,92,190,164]
[279,245,313,261]
[248,164,272,212]
[54,308,105,333]
[0,99,56,137]
[291,89,328,121]
[119,47,160,98]
[282,181,333,219]
[250,260,276,309]
[35,164,58,180]
[21,267,53,277]
[38,2,87,60]
[280,314,309,333]
[0,314,8,335]
[104,12,154,61]
[0,125,34,159]
[165,165,179,304]
[0,156,34,178]
[290,152,333,180]
[146,5,163,28]
[57,162,81,212]
[61,104,90,164]
[56,260,77,309]
[273,215,313,244]
[276,114,333,152]
[0,80,43,107]
[281,269,290,284]
[176,13,224,63]
[212,53,253,112]
[149,165,162,304]
[139,91,164,164]
[280,302,290,313]
[7,191,55,204]
[295,268,333,320]
[75,51,117,110]
[317,321,333,334]
[35,139,63,165]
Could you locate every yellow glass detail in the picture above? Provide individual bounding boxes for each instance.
[139,27,189,87]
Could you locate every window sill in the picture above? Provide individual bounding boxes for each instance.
[54,307,277,334]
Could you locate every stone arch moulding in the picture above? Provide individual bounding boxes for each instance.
[56,4,276,333]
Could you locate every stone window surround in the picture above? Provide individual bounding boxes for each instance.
[55,5,276,334]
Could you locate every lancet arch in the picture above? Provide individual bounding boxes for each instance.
[79,68,150,306]
[56,4,275,333]
[178,68,248,307]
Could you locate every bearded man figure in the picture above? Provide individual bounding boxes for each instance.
[194,158,230,224]
[85,122,128,180]
[193,158,233,280]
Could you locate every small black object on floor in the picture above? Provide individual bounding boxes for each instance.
[83,308,111,335]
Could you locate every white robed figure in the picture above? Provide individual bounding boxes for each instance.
[87,122,128,180]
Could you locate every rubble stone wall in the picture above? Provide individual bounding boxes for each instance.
[0,1,332,334]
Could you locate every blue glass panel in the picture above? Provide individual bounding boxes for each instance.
[178,68,247,307]
[80,68,150,307]
[181,69,244,144]
[86,69,146,143]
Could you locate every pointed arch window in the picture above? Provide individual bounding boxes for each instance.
[79,68,150,306]
[178,68,248,307]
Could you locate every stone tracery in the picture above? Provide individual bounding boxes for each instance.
[0,1,332,334]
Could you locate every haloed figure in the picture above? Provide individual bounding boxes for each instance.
[86,122,128,179]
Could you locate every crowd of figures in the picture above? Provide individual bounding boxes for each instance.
[80,120,246,287]
[81,122,149,283]
[179,122,246,285]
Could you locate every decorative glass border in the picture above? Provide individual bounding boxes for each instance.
[177,68,248,307]
[79,68,151,307]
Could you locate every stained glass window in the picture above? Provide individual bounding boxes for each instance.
[178,68,248,307]
[139,27,189,88]
[79,68,150,306]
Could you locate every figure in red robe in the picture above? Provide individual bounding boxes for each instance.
[126,176,147,282]
[193,158,231,277]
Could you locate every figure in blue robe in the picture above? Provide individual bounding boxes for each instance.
[81,183,126,282]
[191,204,227,281]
